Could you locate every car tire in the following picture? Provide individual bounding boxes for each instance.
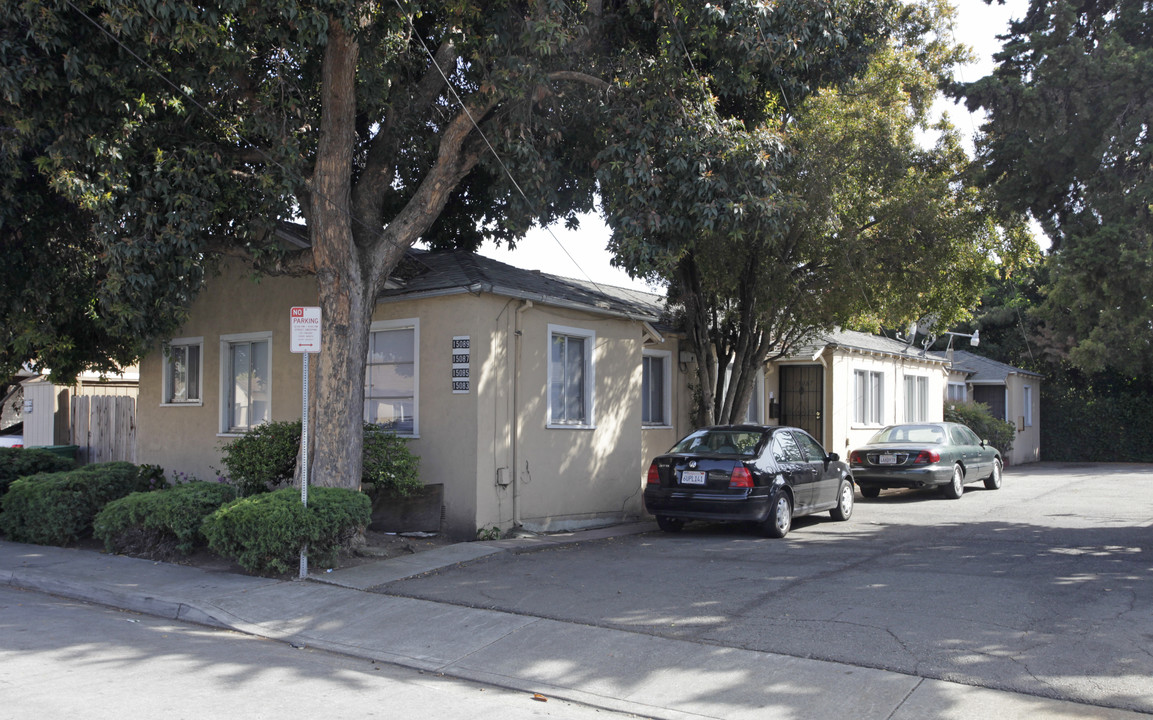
[861,486,881,499]
[656,515,684,532]
[984,458,1003,490]
[762,494,793,538]
[943,464,965,499]
[831,480,854,521]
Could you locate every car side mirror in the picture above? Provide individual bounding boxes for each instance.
[982,439,989,447]
[827,452,839,463]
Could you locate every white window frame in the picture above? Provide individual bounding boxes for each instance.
[642,349,672,427]
[854,369,884,426]
[947,382,967,403]
[1023,385,1033,427]
[547,324,596,429]
[365,318,420,438]
[219,331,272,436]
[904,374,929,422]
[161,336,203,406]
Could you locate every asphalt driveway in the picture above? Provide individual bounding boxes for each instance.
[379,463,1153,714]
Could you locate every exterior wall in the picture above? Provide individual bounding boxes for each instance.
[20,380,56,446]
[137,262,319,482]
[640,337,692,479]
[138,259,664,539]
[1005,374,1041,465]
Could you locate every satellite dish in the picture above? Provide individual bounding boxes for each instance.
[915,314,939,335]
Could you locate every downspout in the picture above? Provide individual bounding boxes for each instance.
[512,300,533,528]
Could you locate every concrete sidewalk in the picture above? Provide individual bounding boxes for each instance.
[0,528,1144,720]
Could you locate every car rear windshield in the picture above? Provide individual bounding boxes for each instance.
[670,429,764,455]
[868,425,946,444]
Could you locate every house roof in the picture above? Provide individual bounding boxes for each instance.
[949,350,1044,383]
[792,328,950,365]
[379,249,668,323]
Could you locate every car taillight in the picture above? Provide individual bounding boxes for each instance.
[913,450,940,464]
[849,450,863,464]
[729,466,754,488]
[647,463,660,485]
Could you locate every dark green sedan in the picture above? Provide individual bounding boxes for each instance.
[849,422,1002,499]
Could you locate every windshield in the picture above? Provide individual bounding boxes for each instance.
[670,429,764,456]
[868,425,946,444]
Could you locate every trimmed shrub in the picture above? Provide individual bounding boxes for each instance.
[945,402,1015,457]
[94,481,239,558]
[0,462,164,546]
[362,425,422,497]
[0,447,76,498]
[218,420,302,496]
[201,487,371,576]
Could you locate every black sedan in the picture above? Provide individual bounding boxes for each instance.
[849,422,1002,499]
[644,425,855,538]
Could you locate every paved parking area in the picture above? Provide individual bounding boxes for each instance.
[380,463,1153,714]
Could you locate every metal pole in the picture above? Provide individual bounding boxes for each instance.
[299,351,309,579]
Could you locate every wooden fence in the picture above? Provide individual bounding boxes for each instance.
[70,395,137,465]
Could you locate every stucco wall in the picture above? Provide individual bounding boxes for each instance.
[1005,374,1041,465]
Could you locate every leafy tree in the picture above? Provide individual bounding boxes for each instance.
[601,0,1030,425]
[957,0,1153,377]
[2,0,893,486]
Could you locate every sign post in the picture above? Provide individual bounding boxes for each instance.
[290,306,321,579]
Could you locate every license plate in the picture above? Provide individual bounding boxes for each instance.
[680,470,707,485]
[879,454,897,465]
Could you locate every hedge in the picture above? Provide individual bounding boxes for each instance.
[201,486,371,576]
[0,447,76,498]
[0,462,164,546]
[944,402,1015,458]
[94,481,239,558]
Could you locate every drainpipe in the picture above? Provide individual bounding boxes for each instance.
[512,300,533,528]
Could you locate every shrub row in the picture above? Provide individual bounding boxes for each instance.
[94,481,239,558]
[0,462,163,546]
[0,447,76,497]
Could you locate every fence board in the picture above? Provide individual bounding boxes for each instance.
[69,395,136,465]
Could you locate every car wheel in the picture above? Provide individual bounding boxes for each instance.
[943,464,965,499]
[656,515,684,533]
[762,494,793,538]
[830,480,854,521]
[984,458,1003,490]
[861,486,881,499]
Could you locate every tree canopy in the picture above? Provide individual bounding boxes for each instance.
[3,0,895,485]
[600,0,1032,425]
[957,0,1152,377]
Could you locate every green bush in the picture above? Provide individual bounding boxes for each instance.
[0,462,164,546]
[362,425,422,497]
[0,447,76,498]
[219,421,423,496]
[94,481,239,558]
[945,402,1015,457]
[201,487,371,576]
[218,420,302,496]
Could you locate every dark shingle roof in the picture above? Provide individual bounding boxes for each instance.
[949,350,1044,383]
[792,328,949,364]
[379,250,667,322]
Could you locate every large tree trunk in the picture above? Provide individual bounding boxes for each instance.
[309,20,367,489]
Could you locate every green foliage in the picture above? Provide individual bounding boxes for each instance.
[958,0,1153,377]
[0,462,163,545]
[0,447,76,498]
[944,402,1015,458]
[218,420,302,496]
[201,487,371,576]
[93,480,238,558]
[1040,370,1153,462]
[362,425,422,497]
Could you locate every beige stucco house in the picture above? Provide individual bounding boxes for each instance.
[136,250,690,539]
[946,350,1042,465]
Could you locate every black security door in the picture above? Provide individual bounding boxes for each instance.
[779,365,824,442]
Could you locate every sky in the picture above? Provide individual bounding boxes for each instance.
[463,0,1033,294]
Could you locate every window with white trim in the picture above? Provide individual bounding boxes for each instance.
[1023,385,1033,427]
[642,350,671,426]
[904,375,929,422]
[947,382,967,403]
[548,324,595,427]
[364,319,418,436]
[220,332,271,433]
[854,369,884,425]
[162,337,202,405]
